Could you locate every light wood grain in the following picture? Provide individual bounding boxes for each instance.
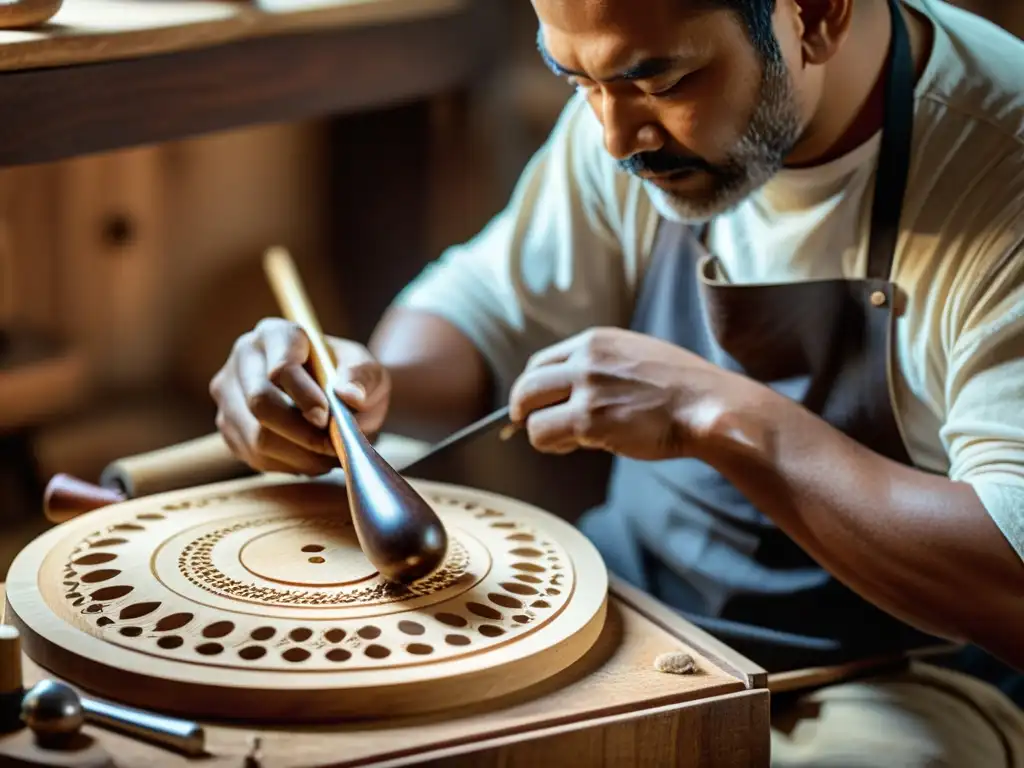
[6,476,611,722]
[1,582,767,767]
[0,0,62,30]
[0,0,466,73]
[0,727,114,768]
[609,577,768,690]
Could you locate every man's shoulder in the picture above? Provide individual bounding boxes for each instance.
[903,2,1024,285]
[912,0,1024,144]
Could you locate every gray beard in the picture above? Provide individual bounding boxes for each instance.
[647,55,803,224]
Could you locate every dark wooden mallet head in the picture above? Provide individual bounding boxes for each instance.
[262,247,448,584]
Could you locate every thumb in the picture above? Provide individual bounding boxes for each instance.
[330,343,386,410]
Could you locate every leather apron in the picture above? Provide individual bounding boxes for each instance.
[577,0,941,673]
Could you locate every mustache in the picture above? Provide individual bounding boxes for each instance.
[618,151,714,177]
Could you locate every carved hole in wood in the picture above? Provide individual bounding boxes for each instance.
[283,648,310,663]
[197,643,224,656]
[364,645,390,659]
[510,547,543,558]
[91,585,133,601]
[466,603,501,621]
[501,582,537,596]
[513,574,542,584]
[90,538,127,548]
[507,533,536,542]
[81,569,120,584]
[511,562,545,573]
[120,602,160,620]
[73,553,117,566]
[326,648,351,662]
[203,622,235,639]
[158,636,183,650]
[488,594,521,609]
[445,634,470,646]
[239,647,267,661]
[398,621,424,636]
[155,613,194,632]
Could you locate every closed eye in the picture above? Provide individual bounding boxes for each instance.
[649,74,692,98]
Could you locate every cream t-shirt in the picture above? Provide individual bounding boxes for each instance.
[395,0,1024,559]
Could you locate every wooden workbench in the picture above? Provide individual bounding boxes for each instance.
[0,576,771,767]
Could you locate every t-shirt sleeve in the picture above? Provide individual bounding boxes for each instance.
[941,233,1024,562]
[393,94,655,399]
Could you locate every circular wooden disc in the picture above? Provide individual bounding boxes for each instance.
[6,476,608,723]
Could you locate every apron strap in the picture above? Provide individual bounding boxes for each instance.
[866,0,916,280]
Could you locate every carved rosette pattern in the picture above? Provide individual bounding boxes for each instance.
[177,517,471,606]
[57,486,574,673]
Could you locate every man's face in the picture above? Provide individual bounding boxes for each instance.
[533,0,810,222]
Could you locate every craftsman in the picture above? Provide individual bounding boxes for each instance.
[209,0,1024,763]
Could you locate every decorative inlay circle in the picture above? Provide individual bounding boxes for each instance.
[6,476,608,722]
[166,514,475,609]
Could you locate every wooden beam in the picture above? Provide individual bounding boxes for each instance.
[0,12,478,168]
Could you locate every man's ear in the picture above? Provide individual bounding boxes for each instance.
[795,0,855,65]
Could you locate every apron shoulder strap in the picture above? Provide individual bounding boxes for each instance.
[866,0,916,280]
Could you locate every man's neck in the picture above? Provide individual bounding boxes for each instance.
[785,0,933,169]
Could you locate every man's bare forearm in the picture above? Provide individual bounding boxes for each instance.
[368,307,494,443]
[694,384,1024,670]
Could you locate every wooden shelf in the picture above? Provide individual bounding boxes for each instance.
[0,0,467,72]
[0,0,482,167]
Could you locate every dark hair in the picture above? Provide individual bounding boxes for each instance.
[703,0,780,60]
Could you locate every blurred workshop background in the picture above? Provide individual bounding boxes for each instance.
[0,0,1021,577]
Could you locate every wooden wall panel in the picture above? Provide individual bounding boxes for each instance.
[0,120,334,404]
[0,163,60,333]
[159,118,335,403]
[56,147,167,391]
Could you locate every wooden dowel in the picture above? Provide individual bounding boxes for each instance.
[99,432,252,498]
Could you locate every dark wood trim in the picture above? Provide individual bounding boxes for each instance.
[0,11,479,168]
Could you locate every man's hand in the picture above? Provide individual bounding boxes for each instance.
[508,327,755,460]
[209,318,391,475]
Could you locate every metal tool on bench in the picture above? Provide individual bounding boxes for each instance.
[21,680,206,757]
[0,623,205,756]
